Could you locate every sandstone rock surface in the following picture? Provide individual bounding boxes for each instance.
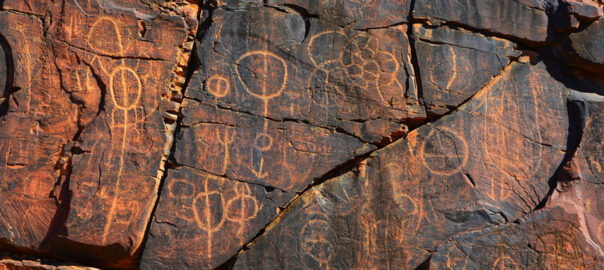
[0,0,603,269]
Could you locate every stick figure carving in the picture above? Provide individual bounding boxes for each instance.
[85,16,151,243]
[225,182,259,242]
[193,176,225,260]
[235,49,288,180]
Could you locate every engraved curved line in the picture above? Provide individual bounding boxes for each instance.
[420,128,468,175]
[253,132,273,152]
[492,255,519,270]
[109,66,142,110]
[14,28,32,111]
[235,50,288,102]
[217,128,235,175]
[375,50,401,105]
[193,178,225,233]
[483,83,542,180]
[307,31,347,67]
[73,0,97,17]
[445,46,457,91]
[87,17,129,55]
[168,179,196,199]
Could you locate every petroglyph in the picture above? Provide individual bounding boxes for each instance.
[236,50,288,105]
[87,17,129,55]
[235,48,288,180]
[307,30,406,108]
[301,218,334,269]
[217,128,236,175]
[491,247,520,270]
[536,232,586,269]
[420,128,468,175]
[483,78,542,181]
[225,182,259,240]
[206,74,230,99]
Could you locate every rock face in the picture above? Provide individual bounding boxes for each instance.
[0,0,603,269]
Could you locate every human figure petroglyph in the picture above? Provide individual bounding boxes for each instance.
[216,128,236,176]
[420,128,468,176]
[225,182,259,241]
[102,63,143,241]
[85,16,152,243]
[235,48,288,180]
[193,176,225,260]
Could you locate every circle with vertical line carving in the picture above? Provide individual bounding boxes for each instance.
[420,128,468,175]
[206,74,230,98]
[236,51,287,101]
[109,66,142,110]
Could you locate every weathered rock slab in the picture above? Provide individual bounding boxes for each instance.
[413,23,521,116]
[188,6,424,144]
[0,0,198,267]
[233,60,570,269]
[570,18,604,65]
[430,207,604,269]
[413,0,556,43]
[141,167,292,269]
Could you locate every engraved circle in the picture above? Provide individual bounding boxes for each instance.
[206,74,230,98]
[253,132,273,152]
[420,128,468,175]
[87,17,128,55]
[225,194,258,222]
[109,66,142,110]
[236,51,287,101]
[193,190,225,232]
[168,179,196,199]
[301,219,334,262]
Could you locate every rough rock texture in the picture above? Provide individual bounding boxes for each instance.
[0,259,97,270]
[1,0,603,269]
